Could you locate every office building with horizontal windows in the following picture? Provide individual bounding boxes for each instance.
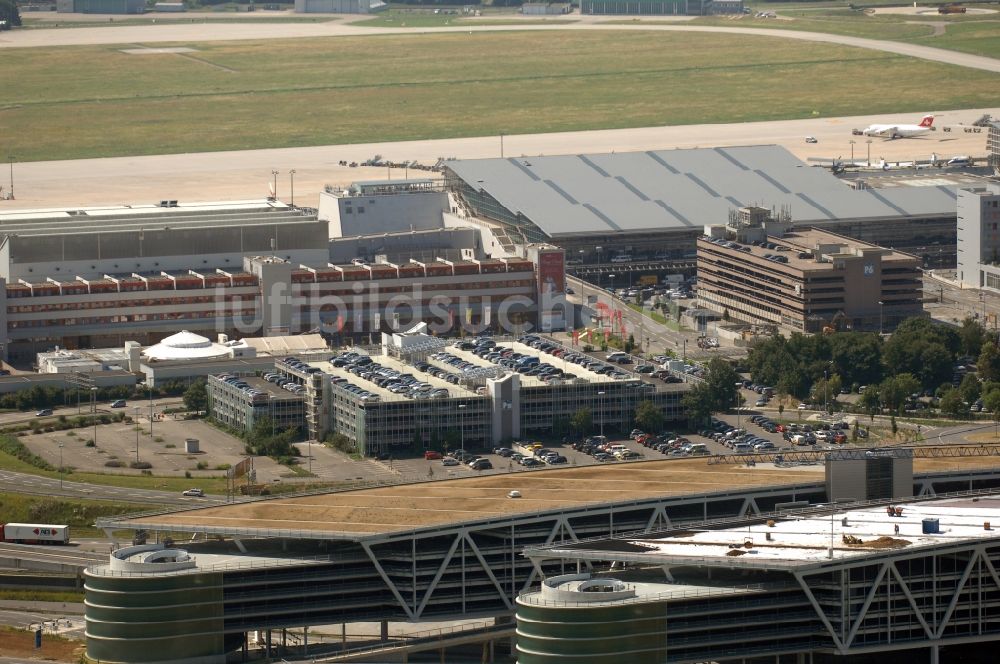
[697,207,923,333]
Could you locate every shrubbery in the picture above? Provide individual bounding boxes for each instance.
[0,435,53,471]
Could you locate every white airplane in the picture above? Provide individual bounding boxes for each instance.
[861,114,935,139]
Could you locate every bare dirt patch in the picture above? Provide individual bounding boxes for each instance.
[0,626,82,662]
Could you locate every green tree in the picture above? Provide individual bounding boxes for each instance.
[810,374,842,412]
[982,387,1000,438]
[634,400,664,434]
[829,332,883,389]
[958,317,987,358]
[183,379,208,413]
[978,342,1000,383]
[859,386,881,422]
[882,318,958,388]
[939,388,967,419]
[958,373,982,405]
[681,383,713,429]
[625,333,636,354]
[570,407,593,435]
[879,373,920,415]
[703,357,739,412]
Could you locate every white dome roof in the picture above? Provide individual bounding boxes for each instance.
[160,331,212,349]
[143,331,232,362]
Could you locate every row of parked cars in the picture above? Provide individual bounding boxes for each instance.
[218,374,273,402]
[338,353,458,399]
[327,352,381,403]
[261,372,306,395]
[702,418,774,453]
[413,359,463,385]
[571,436,640,462]
[519,335,632,379]
[632,429,708,457]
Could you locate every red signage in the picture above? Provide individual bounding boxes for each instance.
[537,251,565,295]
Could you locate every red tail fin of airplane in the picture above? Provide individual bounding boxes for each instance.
[919,115,934,127]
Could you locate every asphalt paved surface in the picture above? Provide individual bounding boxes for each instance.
[0,468,224,507]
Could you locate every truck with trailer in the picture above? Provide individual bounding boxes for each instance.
[0,523,70,545]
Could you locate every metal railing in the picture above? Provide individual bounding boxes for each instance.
[299,620,513,662]
[517,581,794,608]
[87,552,333,577]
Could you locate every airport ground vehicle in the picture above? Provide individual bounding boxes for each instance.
[1,523,70,544]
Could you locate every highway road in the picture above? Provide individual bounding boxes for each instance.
[0,397,183,429]
[0,468,224,507]
[0,542,105,569]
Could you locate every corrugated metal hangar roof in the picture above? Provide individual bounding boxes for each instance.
[446,146,959,237]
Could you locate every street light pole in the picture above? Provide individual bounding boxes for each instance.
[90,387,98,447]
[500,132,505,159]
[848,140,855,164]
[878,300,884,335]
[271,169,279,201]
[6,155,13,200]
[824,366,830,416]
[289,169,296,207]
[458,404,466,457]
[597,391,605,437]
[866,139,873,167]
[134,406,141,464]
[595,246,603,288]
[58,443,64,490]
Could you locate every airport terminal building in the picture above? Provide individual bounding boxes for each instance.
[444,146,961,273]
[0,201,570,362]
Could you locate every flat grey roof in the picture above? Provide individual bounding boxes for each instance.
[446,146,959,237]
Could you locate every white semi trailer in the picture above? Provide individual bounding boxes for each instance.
[1,523,70,545]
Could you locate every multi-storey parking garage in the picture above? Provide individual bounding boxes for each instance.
[251,330,687,451]
[520,495,1000,664]
[88,457,1000,663]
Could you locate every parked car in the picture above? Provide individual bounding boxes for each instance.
[469,458,493,470]
[442,458,460,466]
[423,450,442,460]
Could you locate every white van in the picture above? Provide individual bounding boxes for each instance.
[733,443,752,454]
